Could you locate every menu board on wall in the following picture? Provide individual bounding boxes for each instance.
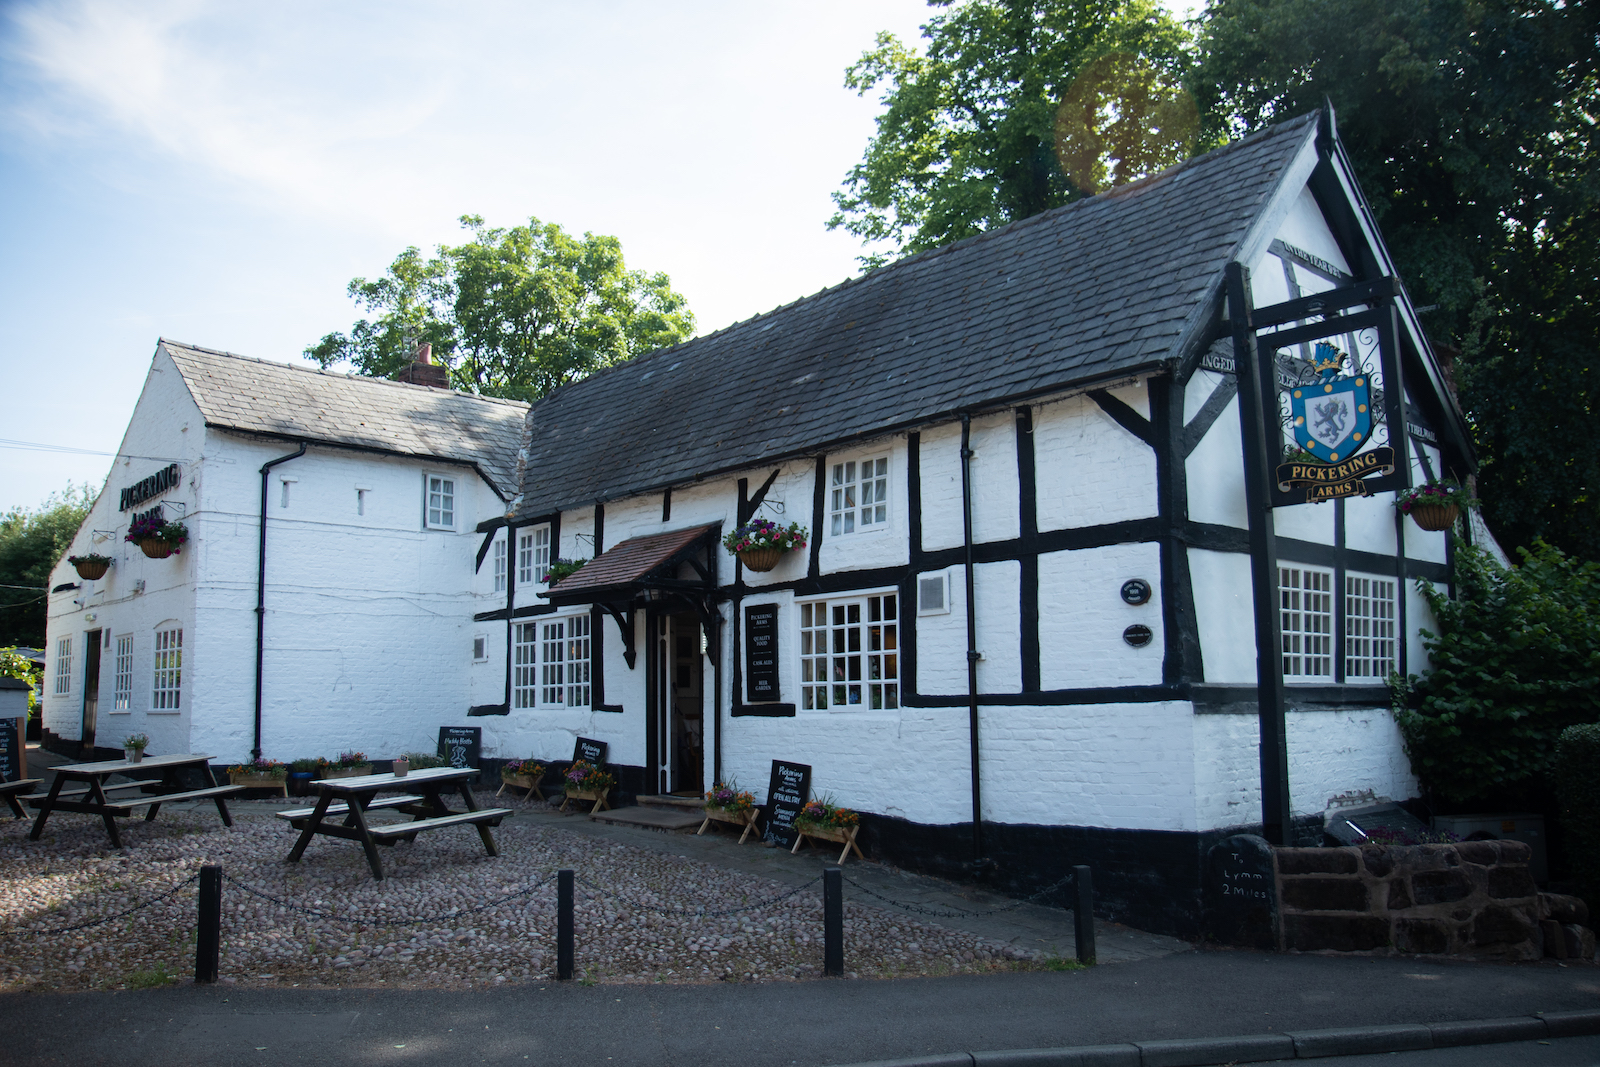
[744,604,780,702]
[0,718,19,783]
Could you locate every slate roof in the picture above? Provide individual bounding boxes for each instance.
[545,523,719,602]
[511,115,1319,520]
[160,340,529,498]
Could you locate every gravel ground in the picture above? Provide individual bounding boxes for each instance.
[0,798,1051,992]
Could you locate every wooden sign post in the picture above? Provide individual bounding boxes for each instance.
[762,760,811,849]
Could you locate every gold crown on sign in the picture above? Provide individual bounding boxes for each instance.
[1311,341,1346,375]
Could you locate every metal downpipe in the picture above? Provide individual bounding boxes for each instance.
[960,415,984,863]
[254,443,306,760]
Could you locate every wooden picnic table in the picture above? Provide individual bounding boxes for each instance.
[281,766,512,880]
[26,753,242,848]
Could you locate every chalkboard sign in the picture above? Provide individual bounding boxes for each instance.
[744,604,780,702]
[0,718,19,783]
[1202,834,1276,949]
[762,760,811,848]
[572,736,608,766]
[438,726,482,771]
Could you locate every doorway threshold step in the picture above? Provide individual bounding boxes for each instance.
[635,793,707,810]
[591,806,705,831]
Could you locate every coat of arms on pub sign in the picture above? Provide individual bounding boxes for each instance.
[1290,341,1371,464]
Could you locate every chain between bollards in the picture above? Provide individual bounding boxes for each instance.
[195,865,221,983]
[557,868,575,980]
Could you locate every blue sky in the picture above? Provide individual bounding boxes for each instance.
[0,0,1198,513]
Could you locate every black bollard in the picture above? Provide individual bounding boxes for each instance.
[823,867,843,977]
[195,865,221,983]
[557,869,575,980]
[1073,865,1095,965]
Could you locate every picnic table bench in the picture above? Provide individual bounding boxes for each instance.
[282,766,511,880]
[26,754,242,848]
[1,778,42,818]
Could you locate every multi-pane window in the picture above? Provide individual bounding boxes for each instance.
[540,615,591,707]
[513,623,538,708]
[829,456,889,536]
[492,536,507,593]
[518,526,550,585]
[54,635,72,695]
[425,474,455,529]
[799,594,899,710]
[152,627,182,709]
[1280,567,1333,679]
[1345,574,1397,681]
[113,635,134,710]
[513,615,592,709]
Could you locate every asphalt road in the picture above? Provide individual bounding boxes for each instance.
[2,949,1597,1066]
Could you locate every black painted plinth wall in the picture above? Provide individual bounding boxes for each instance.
[855,811,1325,940]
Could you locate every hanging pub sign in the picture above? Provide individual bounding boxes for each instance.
[119,463,181,512]
[1271,342,1396,504]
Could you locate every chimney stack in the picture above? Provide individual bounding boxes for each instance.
[396,341,449,389]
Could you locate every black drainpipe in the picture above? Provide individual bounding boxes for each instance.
[960,415,985,863]
[254,443,307,759]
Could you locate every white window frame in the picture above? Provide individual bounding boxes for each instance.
[54,635,72,695]
[829,454,890,537]
[1280,565,1333,680]
[518,525,551,586]
[512,612,592,709]
[798,590,900,711]
[113,634,134,711]
[424,473,457,530]
[152,626,182,711]
[1344,572,1397,682]
[492,535,507,593]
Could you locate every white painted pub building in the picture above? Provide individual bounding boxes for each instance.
[43,110,1483,934]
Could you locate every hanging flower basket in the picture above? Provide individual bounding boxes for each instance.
[1409,503,1461,532]
[126,516,188,559]
[68,554,113,580]
[738,546,784,572]
[1394,480,1476,533]
[723,519,807,573]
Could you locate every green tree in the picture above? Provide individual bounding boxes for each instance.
[0,485,93,648]
[830,0,1195,267]
[1191,0,1600,557]
[307,215,695,403]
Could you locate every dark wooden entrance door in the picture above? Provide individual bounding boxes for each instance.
[81,629,102,755]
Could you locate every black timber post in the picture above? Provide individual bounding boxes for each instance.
[557,869,575,979]
[1227,262,1293,847]
[1073,865,1096,964]
[195,865,221,982]
[823,867,844,976]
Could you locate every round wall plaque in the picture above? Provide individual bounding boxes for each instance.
[1120,578,1152,606]
[1123,624,1153,648]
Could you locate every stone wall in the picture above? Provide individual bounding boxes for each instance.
[1275,840,1593,960]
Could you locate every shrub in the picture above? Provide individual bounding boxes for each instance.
[1392,540,1600,803]
[1556,723,1600,900]
[403,751,448,769]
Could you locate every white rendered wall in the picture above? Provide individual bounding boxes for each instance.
[1188,548,1256,684]
[1038,542,1164,689]
[919,414,1019,551]
[1033,392,1157,532]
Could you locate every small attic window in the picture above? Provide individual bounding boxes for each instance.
[425,473,456,530]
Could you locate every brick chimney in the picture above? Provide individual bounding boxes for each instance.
[396,342,450,389]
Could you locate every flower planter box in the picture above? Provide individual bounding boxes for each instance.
[737,547,784,572]
[498,772,545,801]
[138,538,177,560]
[71,559,111,580]
[698,805,761,844]
[1409,503,1460,532]
[321,765,373,780]
[228,772,289,797]
[791,821,865,864]
[560,785,612,814]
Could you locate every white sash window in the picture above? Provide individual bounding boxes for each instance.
[514,613,592,709]
[152,627,183,710]
[830,456,889,536]
[518,526,551,585]
[1280,566,1333,679]
[113,635,134,710]
[799,593,899,710]
[1344,574,1397,681]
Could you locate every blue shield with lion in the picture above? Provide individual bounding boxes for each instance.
[1290,343,1373,463]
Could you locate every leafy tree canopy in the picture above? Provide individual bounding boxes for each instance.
[829,0,1195,267]
[0,485,93,648]
[1190,0,1600,557]
[307,216,695,403]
